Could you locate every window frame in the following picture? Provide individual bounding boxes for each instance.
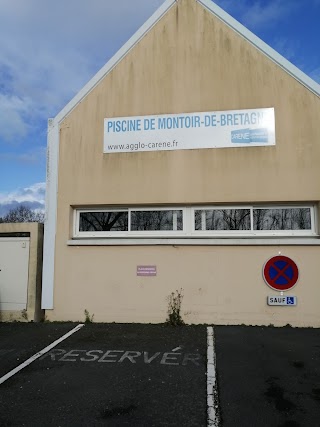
[75,208,129,237]
[191,205,316,237]
[74,207,188,238]
[252,206,315,235]
[73,204,317,238]
[192,206,252,236]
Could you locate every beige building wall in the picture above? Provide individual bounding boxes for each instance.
[57,0,320,208]
[0,223,44,322]
[47,0,320,325]
[47,245,320,327]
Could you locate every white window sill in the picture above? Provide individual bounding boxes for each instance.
[67,237,320,246]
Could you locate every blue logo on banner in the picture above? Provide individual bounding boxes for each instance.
[231,128,269,144]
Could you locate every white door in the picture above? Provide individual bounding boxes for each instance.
[0,238,30,311]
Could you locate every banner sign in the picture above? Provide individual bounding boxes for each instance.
[104,108,275,153]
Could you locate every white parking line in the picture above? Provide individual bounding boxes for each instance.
[207,326,219,426]
[0,324,84,385]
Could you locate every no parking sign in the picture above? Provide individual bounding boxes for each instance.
[263,255,299,292]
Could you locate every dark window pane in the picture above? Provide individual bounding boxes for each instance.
[253,208,311,230]
[195,211,202,230]
[195,209,251,230]
[194,209,251,231]
[131,210,183,231]
[79,211,128,232]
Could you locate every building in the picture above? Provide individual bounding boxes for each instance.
[0,223,44,322]
[42,0,320,326]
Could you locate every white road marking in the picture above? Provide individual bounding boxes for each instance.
[171,346,182,352]
[0,324,84,385]
[207,326,219,426]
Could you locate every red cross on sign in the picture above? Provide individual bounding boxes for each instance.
[263,255,299,291]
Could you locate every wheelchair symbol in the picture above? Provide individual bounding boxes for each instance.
[286,297,294,305]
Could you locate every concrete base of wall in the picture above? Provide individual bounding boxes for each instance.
[0,308,45,323]
[44,310,320,329]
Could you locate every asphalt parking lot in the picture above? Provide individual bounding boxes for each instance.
[0,323,319,427]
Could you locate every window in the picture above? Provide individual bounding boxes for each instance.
[195,209,251,231]
[74,205,316,238]
[193,206,314,236]
[74,208,185,237]
[253,208,311,231]
[131,210,183,231]
[79,211,128,232]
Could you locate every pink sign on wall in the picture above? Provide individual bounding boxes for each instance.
[137,266,157,276]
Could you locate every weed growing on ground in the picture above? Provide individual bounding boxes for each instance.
[21,309,28,321]
[166,288,184,326]
[84,309,94,323]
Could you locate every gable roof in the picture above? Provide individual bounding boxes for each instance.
[53,0,320,125]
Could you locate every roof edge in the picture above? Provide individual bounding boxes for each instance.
[53,0,176,125]
[198,0,320,98]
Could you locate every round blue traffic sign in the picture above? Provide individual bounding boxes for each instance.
[263,255,299,291]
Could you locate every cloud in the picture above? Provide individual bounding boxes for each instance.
[272,37,298,62]
[0,147,46,165]
[0,182,46,216]
[0,94,32,142]
[0,182,46,207]
[241,1,294,29]
[0,200,45,217]
[214,0,299,30]
[213,0,244,15]
[0,0,165,143]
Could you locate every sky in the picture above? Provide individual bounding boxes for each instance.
[0,0,319,215]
